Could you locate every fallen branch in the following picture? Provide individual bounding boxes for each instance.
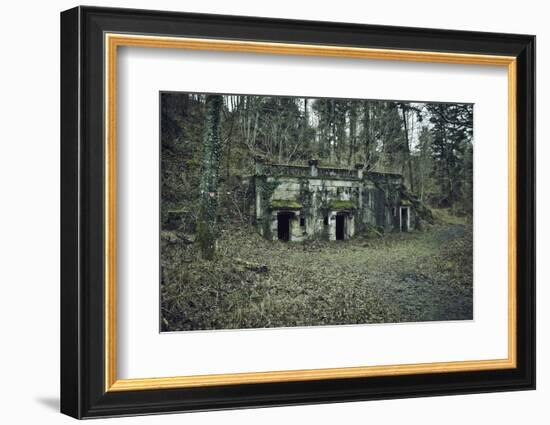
[234,258,268,273]
[161,230,194,245]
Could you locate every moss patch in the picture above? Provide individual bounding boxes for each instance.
[270,199,303,210]
[329,200,355,210]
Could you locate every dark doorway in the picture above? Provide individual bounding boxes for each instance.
[277,212,293,241]
[400,207,409,232]
[336,214,346,240]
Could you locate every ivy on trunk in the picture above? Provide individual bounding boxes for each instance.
[197,95,223,260]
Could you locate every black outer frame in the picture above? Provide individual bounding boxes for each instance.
[60,5,535,419]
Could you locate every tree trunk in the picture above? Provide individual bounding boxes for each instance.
[348,103,357,165]
[363,102,372,169]
[400,106,415,193]
[224,98,236,180]
[197,95,223,260]
[302,98,309,155]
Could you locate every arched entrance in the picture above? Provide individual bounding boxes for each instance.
[277,212,294,241]
[400,206,410,232]
[336,213,346,240]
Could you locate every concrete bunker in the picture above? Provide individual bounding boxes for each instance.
[254,160,417,242]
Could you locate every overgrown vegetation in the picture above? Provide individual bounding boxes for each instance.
[161,211,472,331]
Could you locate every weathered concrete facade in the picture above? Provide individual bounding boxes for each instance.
[254,160,416,242]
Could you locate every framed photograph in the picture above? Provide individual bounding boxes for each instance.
[60,6,535,419]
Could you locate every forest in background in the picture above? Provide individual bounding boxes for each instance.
[161,93,474,241]
[160,93,474,331]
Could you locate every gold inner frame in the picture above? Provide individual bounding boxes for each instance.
[104,33,518,392]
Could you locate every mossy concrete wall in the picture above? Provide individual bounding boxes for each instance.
[255,164,415,241]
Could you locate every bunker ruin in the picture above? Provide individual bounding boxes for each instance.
[254,159,417,242]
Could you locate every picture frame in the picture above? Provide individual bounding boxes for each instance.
[60,5,535,419]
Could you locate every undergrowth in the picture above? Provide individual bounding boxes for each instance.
[161,213,473,331]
